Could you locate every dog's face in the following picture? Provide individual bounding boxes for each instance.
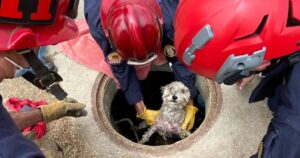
[161,81,191,108]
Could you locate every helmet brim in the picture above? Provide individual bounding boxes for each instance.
[0,17,78,51]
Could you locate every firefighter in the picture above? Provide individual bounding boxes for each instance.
[84,0,199,130]
[0,0,86,157]
[174,0,300,157]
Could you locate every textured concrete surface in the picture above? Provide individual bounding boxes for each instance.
[0,1,273,157]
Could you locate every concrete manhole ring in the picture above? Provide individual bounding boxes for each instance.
[92,72,222,155]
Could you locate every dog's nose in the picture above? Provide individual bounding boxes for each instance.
[172,95,177,100]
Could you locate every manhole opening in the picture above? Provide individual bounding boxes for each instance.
[109,71,206,146]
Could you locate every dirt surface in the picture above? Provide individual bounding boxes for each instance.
[45,118,98,158]
[0,78,97,158]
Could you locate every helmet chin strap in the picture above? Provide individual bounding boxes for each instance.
[127,54,158,66]
[16,49,67,100]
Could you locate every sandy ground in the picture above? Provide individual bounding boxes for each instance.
[0,72,98,158]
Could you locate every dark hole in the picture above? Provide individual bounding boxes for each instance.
[110,71,205,146]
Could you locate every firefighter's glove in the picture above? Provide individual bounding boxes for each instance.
[137,108,159,125]
[40,98,87,123]
[181,104,198,131]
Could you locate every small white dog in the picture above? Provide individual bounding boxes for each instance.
[139,81,191,144]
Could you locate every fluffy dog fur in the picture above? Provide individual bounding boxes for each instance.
[139,81,191,144]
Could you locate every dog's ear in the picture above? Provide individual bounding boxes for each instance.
[161,85,167,93]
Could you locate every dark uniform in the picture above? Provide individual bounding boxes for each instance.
[84,0,197,105]
[0,96,44,158]
[250,58,300,157]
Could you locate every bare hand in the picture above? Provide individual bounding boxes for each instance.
[236,75,255,90]
[236,60,271,90]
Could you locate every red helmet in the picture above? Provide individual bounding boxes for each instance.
[175,0,300,84]
[101,0,163,65]
[0,0,79,51]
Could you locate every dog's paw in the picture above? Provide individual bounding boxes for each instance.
[138,139,147,144]
[179,130,191,139]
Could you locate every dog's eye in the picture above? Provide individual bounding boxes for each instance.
[181,89,185,93]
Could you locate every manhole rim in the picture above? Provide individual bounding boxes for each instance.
[91,73,223,155]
